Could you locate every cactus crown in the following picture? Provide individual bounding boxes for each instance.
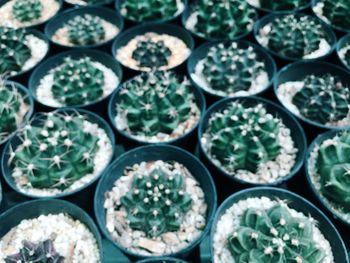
[228,204,325,262]
[0,27,31,76]
[316,131,350,212]
[50,57,105,106]
[120,163,192,238]
[189,0,256,40]
[203,102,281,174]
[9,112,100,190]
[5,239,64,263]
[292,74,350,125]
[12,0,42,23]
[66,14,106,46]
[253,0,308,11]
[314,0,350,31]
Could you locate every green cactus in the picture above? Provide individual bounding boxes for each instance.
[50,57,105,106]
[120,165,192,237]
[12,0,42,23]
[9,112,99,190]
[188,0,257,40]
[203,102,281,173]
[0,27,31,76]
[316,131,350,212]
[254,0,308,11]
[116,71,197,138]
[291,74,350,125]
[314,0,350,31]
[228,204,325,262]
[66,14,106,46]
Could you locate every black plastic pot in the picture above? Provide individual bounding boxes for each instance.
[187,40,277,105]
[247,0,311,15]
[137,257,188,263]
[337,33,350,72]
[94,145,217,261]
[45,6,124,51]
[28,49,123,116]
[209,187,349,263]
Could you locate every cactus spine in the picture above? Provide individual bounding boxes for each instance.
[12,0,42,23]
[254,0,308,11]
[314,0,350,31]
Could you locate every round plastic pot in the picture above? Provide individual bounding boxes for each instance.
[94,145,217,261]
[45,6,124,50]
[187,40,277,104]
[248,0,310,15]
[64,0,114,6]
[28,49,123,116]
[137,257,188,263]
[209,186,349,262]
[337,33,350,72]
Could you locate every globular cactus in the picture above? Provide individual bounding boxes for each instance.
[120,166,192,237]
[0,27,31,75]
[316,131,350,212]
[292,74,350,125]
[5,239,64,263]
[116,71,196,138]
[252,0,308,11]
[188,0,257,40]
[51,57,104,106]
[9,112,99,190]
[66,14,106,46]
[12,0,42,23]
[203,102,281,173]
[228,204,325,262]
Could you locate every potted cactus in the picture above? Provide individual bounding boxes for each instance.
[254,13,336,61]
[108,71,205,147]
[65,0,113,5]
[188,40,276,99]
[1,108,115,198]
[210,187,349,263]
[246,0,310,13]
[94,145,217,259]
[0,199,103,262]
[182,0,257,41]
[0,0,62,28]
[113,23,194,73]
[337,33,350,71]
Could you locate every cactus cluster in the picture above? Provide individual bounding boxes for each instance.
[12,0,42,23]
[0,27,31,76]
[314,0,350,31]
[5,239,64,263]
[120,165,192,237]
[316,131,350,212]
[50,57,105,106]
[228,204,325,262]
[292,74,350,125]
[251,0,308,11]
[203,102,281,174]
[66,14,106,46]
[188,0,257,40]
[9,112,99,190]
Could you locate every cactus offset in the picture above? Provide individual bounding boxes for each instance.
[292,74,350,125]
[254,0,308,11]
[12,0,42,23]
[228,204,325,262]
[314,0,350,31]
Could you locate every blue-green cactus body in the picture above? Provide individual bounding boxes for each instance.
[12,0,42,23]
[314,0,350,31]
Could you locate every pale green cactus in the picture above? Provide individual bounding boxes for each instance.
[12,0,42,23]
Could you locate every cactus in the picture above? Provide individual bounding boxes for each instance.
[228,204,325,262]
[291,74,350,125]
[188,0,257,40]
[50,57,104,106]
[5,239,64,263]
[314,0,350,31]
[253,0,308,11]
[9,112,99,190]
[120,165,192,237]
[344,47,350,66]
[116,71,196,138]
[66,14,106,46]
[203,102,281,173]
[316,131,350,212]
[12,0,42,23]
[121,0,180,22]
[0,27,31,76]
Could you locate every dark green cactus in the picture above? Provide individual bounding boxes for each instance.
[66,14,106,46]
[316,131,350,212]
[188,0,257,40]
[12,0,42,23]
[116,71,196,138]
[0,27,31,76]
[292,74,350,125]
[10,112,99,190]
[314,0,350,31]
[203,102,281,173]
[51,57,104,106]
[120,165,192,237]
[253,0,308,11]
[5,239,64,263]
[228,204,325,262]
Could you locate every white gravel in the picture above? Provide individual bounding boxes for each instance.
[313,2,331,26]
[0,213,100,262]
[213,197,334,263]
[22,34,48,73]
[65,0,93,5]
[339,45,350,66]
[246,0,260,7]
